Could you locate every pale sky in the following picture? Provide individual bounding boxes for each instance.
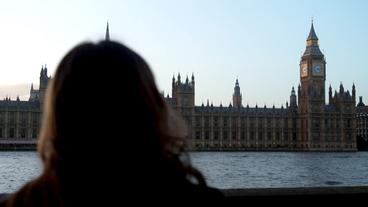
[0,0,367,106]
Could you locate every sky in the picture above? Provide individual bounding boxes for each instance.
[0,0,367,106]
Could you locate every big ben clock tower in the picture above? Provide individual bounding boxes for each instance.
[299,22,326,149]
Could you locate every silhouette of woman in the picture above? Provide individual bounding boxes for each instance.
[0,41,222,206]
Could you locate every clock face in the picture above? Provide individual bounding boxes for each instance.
[313,64,323,75]
[301,64,308,77]
[314,65,321,73]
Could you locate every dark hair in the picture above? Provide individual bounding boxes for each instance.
[5,41,208,206]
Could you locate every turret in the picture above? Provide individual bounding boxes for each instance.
[306,21,319,47]
[105,21,110,41]
[352,83,356,102]
[297,84,301,107]
[29,83,39,102]
[177,73,181,84]
[232,79,242,108]
[339,82,344,94]
[290,86,297,108]
[39,65,50,106]
[171,72,195,110]
[302,21,324,59]
[329,84,332,104]
[357,96,365,107]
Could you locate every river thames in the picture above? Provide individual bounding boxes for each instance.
[1,151,368,192]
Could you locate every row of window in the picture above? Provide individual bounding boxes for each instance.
[195,130,354,141]
[194,131,294,141]
[311,132,353,141]
[357,122,368,127]
[357,122,368,126]
[195,143,290,148]
[195,143,355,149]
[309,118,353,129]
[194,117,289,127]
[193,117,354,129]
[0,112,39,125]
[0,128,38,138]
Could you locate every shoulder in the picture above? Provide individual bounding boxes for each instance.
[0,194,10,207]
[177,182,224,200]
[168,183,225,204]
[191,185,224,198]
[192,185,223,196]
[0,178,45,207]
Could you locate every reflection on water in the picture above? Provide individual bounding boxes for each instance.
[0,152,42,193]
[1,151,368,192]
[190,152,368,189]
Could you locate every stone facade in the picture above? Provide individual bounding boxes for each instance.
[0,23,361,151]
[356,97,368,141]
[0,66,50,140]
[165,23,357,151]
[0,23,108,143]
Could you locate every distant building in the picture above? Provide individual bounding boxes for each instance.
[0,66,50,140]
[0,23,111,142]
[0,22,360,152]
[356,96,368,142]
[165,23,357,151]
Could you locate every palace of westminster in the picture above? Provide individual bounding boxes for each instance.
[0,23,367,151]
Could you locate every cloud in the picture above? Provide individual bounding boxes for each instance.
[0,83,33,101]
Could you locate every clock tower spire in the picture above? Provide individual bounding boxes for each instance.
[299,21,326,149]
[299,21,326,107]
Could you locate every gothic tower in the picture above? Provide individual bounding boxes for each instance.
[105,22,110,41]
[171,73,195,111]
[289,86,297,109]
[39,65,50,107]
[171,73,195,143]
[299,22,326,149]
[233,79,242,108]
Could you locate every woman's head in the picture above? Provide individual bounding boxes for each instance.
[38,41,203,186]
